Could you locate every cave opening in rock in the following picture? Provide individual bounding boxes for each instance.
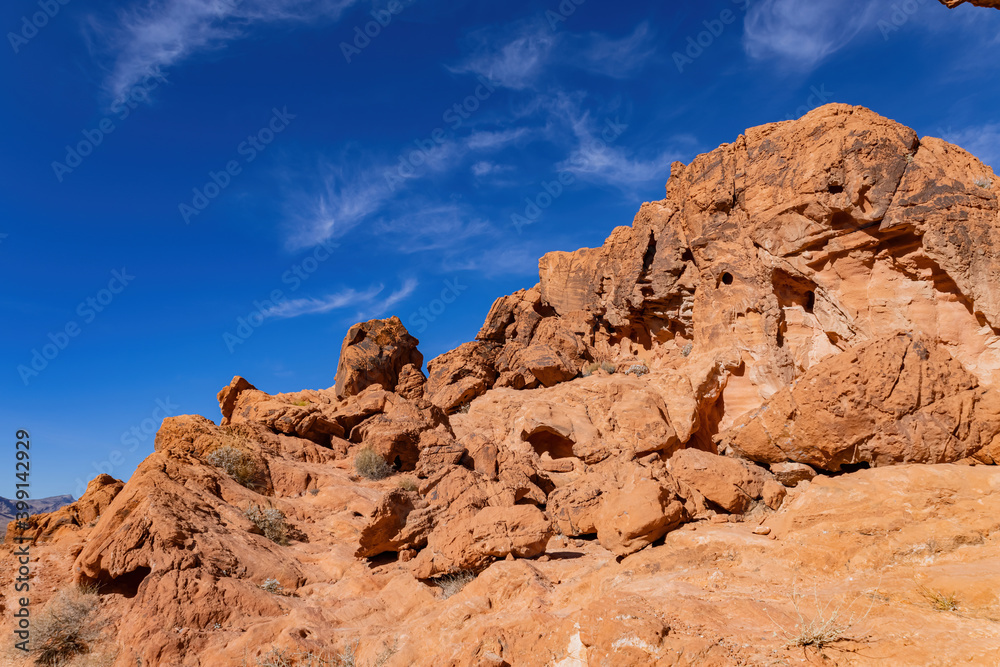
[525,428,576,460]
[84,566,151,599]
[721,272,734,286]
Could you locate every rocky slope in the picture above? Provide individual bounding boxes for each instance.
[0,495,74,541]
[3,104,1000,667]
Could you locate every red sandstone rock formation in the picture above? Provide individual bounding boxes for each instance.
[3,104,1000,666]
[939,0,1000,8]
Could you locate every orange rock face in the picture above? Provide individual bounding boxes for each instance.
[3,104,1000,666]
[939,0,1000,8]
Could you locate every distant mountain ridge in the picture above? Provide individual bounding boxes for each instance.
[0,494,74,535]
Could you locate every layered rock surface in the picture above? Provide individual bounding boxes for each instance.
[3,104,1000,666]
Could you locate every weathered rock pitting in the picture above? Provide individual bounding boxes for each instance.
[3,104,1000,667]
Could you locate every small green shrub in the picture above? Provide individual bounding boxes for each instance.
[293,400,311,407]
[33,584,100,666]
[260,578,283,594]
[244,504,288,545]
[397,477,419,492]
[582,361,617,377]
[974,177,992,189]
[681,343,694,357]
[207,445,262,490]
[308,488,320,496]
[624,363,649,377]
[433,571,476,599]
[919,586,959,612]
[354,448,393,481]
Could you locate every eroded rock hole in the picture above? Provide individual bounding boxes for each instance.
[83,566,151,599]
[721,272,734,286]
[525,429,576,460]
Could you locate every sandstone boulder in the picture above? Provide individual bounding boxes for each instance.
[718,334,1000,470]
[410,505,552,579]
[334,316,423,399]
[667,448,779,514]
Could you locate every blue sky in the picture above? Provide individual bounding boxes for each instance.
[2,0,999,498]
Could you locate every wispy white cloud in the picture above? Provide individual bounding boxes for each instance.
[453,19,658,91]
[465,128,532,151]
[94,0,359,100]
[743,0,884,70]
[569,22,658,78]
[451,22,558,90]
[471,161,514,177]
[942,124,1000,169]
[261,278,419,320]
[373,204,495,253]
[261,284,385,319]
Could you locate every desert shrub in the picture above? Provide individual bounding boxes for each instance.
[354,448,393,481]
[244,504,288,545]
[308,488,320,496]
[582,361,617,377]
[207,445,262,490]
[456,402,471,414]
[975,177,992,189]
[919,586,959,611]
[397,477,419,492]
[32,584,100,666]
[433,571,476,599]
[293,400,311,407]
[260,578,283,594]
[770,584,876,650]
[681,343,693,357]
[624,363,649,377]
